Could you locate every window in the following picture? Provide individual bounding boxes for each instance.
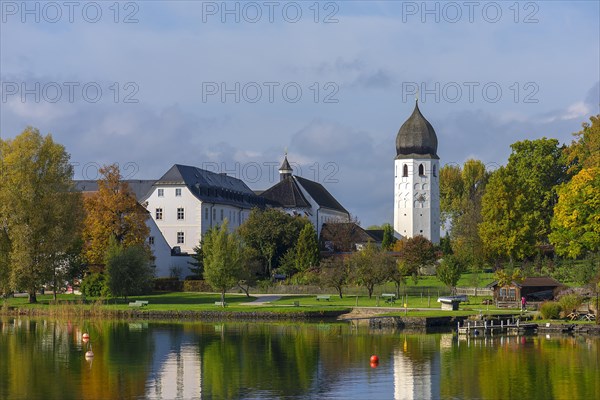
[155,208,163,220]
[175,188,182,197]
[148,236,155,245]
[220,209,224,221]
[418,164,424,176]
[158,188,164,197]
[177,208,184,220]
[402,164,408,177]
[177,231,184,244]
[205,208,209,220]
[212,208,216,220]
[433,165,437,177]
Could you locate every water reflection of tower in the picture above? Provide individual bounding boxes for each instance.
[393,337,441,400]
[145,329,202,399]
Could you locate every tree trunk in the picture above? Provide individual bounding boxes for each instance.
[367,286,373,298]
[337,287,343,299]
[28,290,37,304]
[238,283,250,297]
[220,290,225,306]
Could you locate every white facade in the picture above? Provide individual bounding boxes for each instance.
[146,216,193,278]
[393,159,440,244]
[143,184,252,254]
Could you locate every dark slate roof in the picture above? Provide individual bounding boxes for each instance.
[396,101,439,160]
[260,176,311,208]
[151,164,265,208]
[294,176,349,214]
[365,229,385,243]
[487,276,563,288]
[74,180,156,200]
[320,223,375,246]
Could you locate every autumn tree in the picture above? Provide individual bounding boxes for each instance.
[564,115,600,173]
[83,164,150,267]
[238,208,307,276]
[549,167,600,259]
[0,127,83,303]
[203,220,244,305]
[440,160,489,267]
[480,138,568,262]
[396,235,436,282]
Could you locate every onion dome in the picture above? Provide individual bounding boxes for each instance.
[396,101,439,159]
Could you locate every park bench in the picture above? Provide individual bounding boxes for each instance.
[214,301,227,307]
[128,301,148,307]
[316,295,331,301]
[381,293,396,304]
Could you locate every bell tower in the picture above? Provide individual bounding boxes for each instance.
[393,100,440,244]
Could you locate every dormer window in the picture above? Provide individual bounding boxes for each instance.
[175,188,182,197]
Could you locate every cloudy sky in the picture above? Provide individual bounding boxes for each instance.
[1,1,599,227]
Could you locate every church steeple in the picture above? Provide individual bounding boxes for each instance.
[279,153,293,181]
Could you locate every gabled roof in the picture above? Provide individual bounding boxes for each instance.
[260,176,311,208]
[151,164,265,208]
[75,180,156,200]
[365,229,385,242]
[294,176,348,214]
[487,276,563,288]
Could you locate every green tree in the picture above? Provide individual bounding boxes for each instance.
[204,220,244,305]
[480,138,568,262]
[319,256,349,298]
[564,115,600,174]
[439,163,464,229]
[0,127,83,303]
[238,208,307,276]
[549,167,600,258]
[295,223,320,273]
[381,223,397,251]
[0,227,10,297]
[83,164,150,267]
[105,237,154,299]
[350,242,395,298]
[436,255,464,293]
[189,244,204,279]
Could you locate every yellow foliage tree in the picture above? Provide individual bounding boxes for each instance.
[82,164,150,267]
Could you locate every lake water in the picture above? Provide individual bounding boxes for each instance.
[0,318,598,399]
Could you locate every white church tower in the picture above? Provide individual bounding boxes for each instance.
[394,100,440,244]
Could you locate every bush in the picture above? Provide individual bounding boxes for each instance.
[154,277,183,292]
[81,273,109,297]
[558,293,584,314]
[540,301,562,319]
[182,280,213,292]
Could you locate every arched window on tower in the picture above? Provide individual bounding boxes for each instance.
[433,165,437,177]
[418,164,424,176]
[402,164,408,177]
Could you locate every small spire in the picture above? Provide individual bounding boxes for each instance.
[416,87,419,103]
[279,152,293,182]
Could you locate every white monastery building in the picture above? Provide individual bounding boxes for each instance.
[394,101,441,244]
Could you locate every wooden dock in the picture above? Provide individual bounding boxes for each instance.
[457,318,538,336]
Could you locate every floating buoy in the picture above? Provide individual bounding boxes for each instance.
[370,361,379,369]
[370,355,379,363]
[85,350,94,358]
[82,333,90,341]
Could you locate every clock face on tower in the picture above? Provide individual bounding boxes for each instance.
[417,193,426,203]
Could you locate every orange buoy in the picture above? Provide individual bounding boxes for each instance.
[370,355,379,363]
